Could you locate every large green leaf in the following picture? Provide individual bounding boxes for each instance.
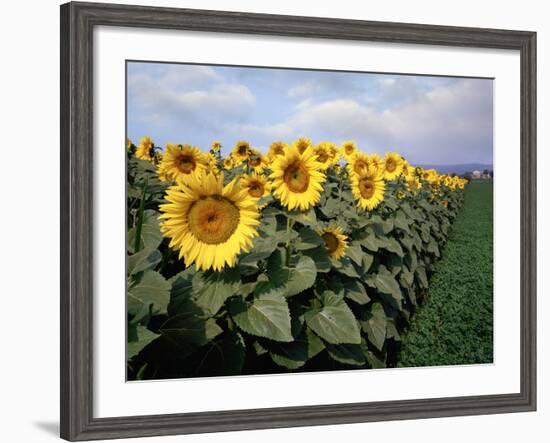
[346,243,364,266]
[304,293,361,344]
[194,268,240,316]
[361,302,387,351]
[302,246,331,273]
[127,210,163,253]
[229,294,293,342]
[179,331,246,377]
[326,343,366,366]
[287,208,317,227]
[127,248,161,275]
[160,309,221,348]
[285,255,317,296]
[127,326,160,359]
[370,268,402,300]
[343,278,370,305]
[268,328,325,369]
[128,270,170,314]
[296,227,324,250]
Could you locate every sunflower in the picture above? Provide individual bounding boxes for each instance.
[407,177,421,194]
[160,144,206,183]
[401,160,412,178]
[313,142,333,170]
[127,138,134,152]
[270,144,325,211]
[351,170,386,211]
[159,171,261,272]
[232,140,251,164]
[211,141,222,152]
[203,152,219,175]
[223,157,235,170]
[292,137,313,154]
[319,226,348,260]
[364,154,381,173]
[247,149,268,173]
[341,141,358,162]
[156,160,173,182]
[327,143,340,166]
[267,141,289,161]
[241,173,271,199]
[135,136,155,161]
[422,168,438,183]
[383,152,404,180]
[347,152,371,178]
[441,200,449,208]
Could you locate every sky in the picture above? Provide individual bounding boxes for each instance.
[127,62,493,165]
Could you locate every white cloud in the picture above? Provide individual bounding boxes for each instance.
[128,65,256,133]
[264,79,493,164]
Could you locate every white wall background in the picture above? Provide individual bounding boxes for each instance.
[0,0,546,442]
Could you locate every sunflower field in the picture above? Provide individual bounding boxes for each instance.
[127,137,467,380]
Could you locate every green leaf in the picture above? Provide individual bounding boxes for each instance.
[326,343,366,366]
[362,303,387,351]
[128,270,170,314]
[128,210,162,253]
[346,243,364,266]
[269,328,325,369]
[302,246,331,273]
[229,294,293,342]
[160,309,219,348]
[304,293,361,344]
[360,234,380,252]
[416,265,429,288]
[382,237,405,257]
[343,278,370,305]
[127,326,160,359]
[287,208,317,227]
[182,331,246,377]
[194,268,240,316]
[127,248,161,275]
[285,255,317,296]
[296,227,324,250]
[371,269,401,300]
[336,257,361,278]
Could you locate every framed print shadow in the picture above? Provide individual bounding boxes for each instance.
[60,1,536,441]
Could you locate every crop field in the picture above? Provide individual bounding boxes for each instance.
[125,137,477,380]
[398,180,493,367]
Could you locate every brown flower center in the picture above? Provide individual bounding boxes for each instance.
[178,154,196,174]
[237,145,249,156]
[316,150,329,163]
[353,160,368,175]
[283,161,310,193]
[322,232,339,254]
[249,156,262,167]
[247,181,265,198]
[187,197,240,244]
[359,177,375,199]
[386,158,396,172]
[345,145,354,155]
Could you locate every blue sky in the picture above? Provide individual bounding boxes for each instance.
[127,62,493,165]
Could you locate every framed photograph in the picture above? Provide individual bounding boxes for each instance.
[60,1,536,441]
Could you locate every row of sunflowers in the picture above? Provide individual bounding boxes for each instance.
[127,136,467,379]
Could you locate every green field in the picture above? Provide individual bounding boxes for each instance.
[398,180,493,367]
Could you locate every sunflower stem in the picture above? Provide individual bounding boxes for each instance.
[285,217,294,266]
[133,178,148,253]
[338,170,344,214]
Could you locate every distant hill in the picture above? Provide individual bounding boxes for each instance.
[418,163,493,175]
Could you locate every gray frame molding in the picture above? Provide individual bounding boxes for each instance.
[60,2,536,441]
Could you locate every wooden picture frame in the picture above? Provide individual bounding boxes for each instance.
[60,1,536,440]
